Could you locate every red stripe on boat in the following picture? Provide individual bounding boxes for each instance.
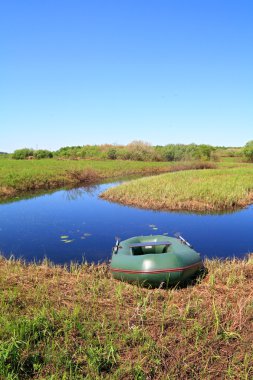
[111,261,202,275]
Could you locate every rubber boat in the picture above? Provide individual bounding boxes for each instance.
[111,235,203,287]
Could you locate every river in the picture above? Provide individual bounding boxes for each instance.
[0,179,252,263]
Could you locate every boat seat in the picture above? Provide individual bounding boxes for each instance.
[130,241,171,255]
[129,241,171,248]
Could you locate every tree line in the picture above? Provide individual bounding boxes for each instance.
[9,140,250,162]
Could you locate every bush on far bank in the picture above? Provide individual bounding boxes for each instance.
[34,150,53,159]
[12,148,35,160]
[156,143,216,161]
[12,148,53,160]
[243,140,253,162]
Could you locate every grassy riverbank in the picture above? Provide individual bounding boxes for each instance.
[0,158,215,200]
[102,166,253,212]
[0,256,252,379]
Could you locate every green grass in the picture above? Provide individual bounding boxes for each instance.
[0,157,215,200]
[0,158,174,198]
[0,256,252,379]
[102,166,253,212]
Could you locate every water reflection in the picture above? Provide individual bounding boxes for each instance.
[64,185,99,201]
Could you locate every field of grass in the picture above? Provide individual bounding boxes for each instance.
[0,157,215,200]
[0,256,252,379]
[102,166,253,212]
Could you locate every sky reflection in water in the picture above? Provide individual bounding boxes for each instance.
[0,181,253,264]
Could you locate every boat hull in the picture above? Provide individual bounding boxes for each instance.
[111,235,203,287]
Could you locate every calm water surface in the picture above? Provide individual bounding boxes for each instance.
[0,180,253,264]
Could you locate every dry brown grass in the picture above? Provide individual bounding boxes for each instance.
[163,161,216,172]
[66,167,103,184]
[0,256,252,379]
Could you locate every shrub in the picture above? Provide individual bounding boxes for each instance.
[79,146,102,159]
[55,146,82,159]
[116,148,132,160]
[243,140,253,162]
[127,141,154,161]
[12,148,34,160]
[158,144,215,162]
[107,148,117,160]
[34,150,53,159]
[192,144,215,161]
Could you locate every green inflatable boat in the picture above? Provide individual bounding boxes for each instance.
[111,235,203,287]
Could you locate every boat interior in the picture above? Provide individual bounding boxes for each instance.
[130,241,171,255]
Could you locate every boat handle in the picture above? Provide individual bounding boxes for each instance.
[177,235,193,248]
[113,239,121,254]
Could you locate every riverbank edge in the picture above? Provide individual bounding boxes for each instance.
[0,255,252,379]
[101,191,253,213]
[0,160,215,202]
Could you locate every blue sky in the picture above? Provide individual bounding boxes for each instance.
[1,0,253,152]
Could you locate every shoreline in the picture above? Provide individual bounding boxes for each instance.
[101,192,253,213]
[0,160,215,202]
